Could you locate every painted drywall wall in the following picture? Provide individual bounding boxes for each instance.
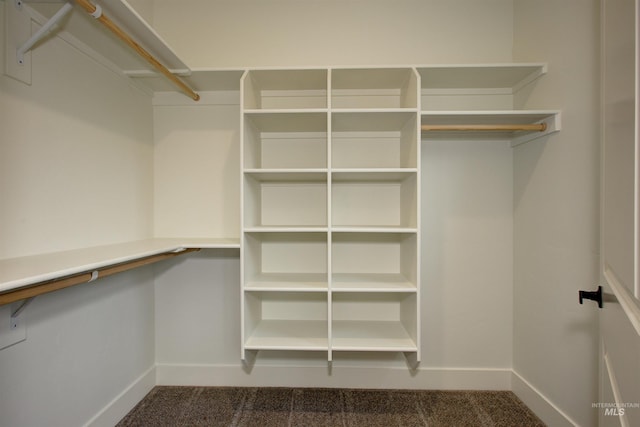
[151,0,515,387]
[127,0,155,25]
[0,7,154,259]
[512,1,601,426]
[0,3,156,425]
[0,269,155,427]
[151,0,514,68]
[153,96,240,239]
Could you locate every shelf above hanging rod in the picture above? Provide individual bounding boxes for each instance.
[0,247,200,306]
[74,0,200,101]
[421,123,547,132]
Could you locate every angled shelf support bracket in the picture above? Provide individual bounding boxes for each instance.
[15,1,73,65]
[10,296,34,323]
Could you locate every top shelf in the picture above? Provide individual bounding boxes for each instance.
[17,7,550,101]
[27,0,189,75]
[417,63,547,93]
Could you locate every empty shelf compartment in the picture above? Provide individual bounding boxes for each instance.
[244,292,328,350]
[331,172,417,229]
[244,173,327,228]
[331,232,417,291]
[243,69,328,110]
[244,232,328,291]
[331,68,419,109]
[331,293,418,351]
[332,112,418,169]
[244,112,328,169]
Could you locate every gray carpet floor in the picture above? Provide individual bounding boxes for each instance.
[117,386,546,426]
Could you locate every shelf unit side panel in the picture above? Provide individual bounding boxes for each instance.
[243,118,262,169]
[400,293,419,344]
[400,174,419,229]
[400,116,419,169]
[243,177,262,228]
[401,69,420,110]
[243,72,261,110]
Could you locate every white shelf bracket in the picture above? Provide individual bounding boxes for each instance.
[511,112,562,147]
[15,1,74,65]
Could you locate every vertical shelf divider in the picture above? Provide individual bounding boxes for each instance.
[327,69,334,363]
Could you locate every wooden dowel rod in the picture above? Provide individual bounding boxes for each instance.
[421,123,547,132]
[0,248,200,306]
[74,0,200,101]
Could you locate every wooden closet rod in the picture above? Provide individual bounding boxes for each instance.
[0,248,200,306]
[74,0,200,101]
[421,123,547,132]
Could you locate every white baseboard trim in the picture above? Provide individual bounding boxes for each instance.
[511,370,578,426]
[156,363,511,390]
[84,365,156,427]
[84,365,578,426]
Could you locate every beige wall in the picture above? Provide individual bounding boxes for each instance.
[0,6,154,259]
[151,0,514,68]
[513,1,601,426]
[150,0,517,385]
[0,3,156,426]
[0,0,604,424]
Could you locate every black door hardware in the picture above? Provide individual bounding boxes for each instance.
[579,286,603,308]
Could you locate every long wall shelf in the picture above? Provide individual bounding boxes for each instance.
[0,238,240,303]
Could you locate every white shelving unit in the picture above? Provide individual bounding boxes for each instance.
[239,63,560,364]
[3,12,563,365]
[241,68,421,362]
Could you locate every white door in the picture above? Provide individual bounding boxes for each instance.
[596,0,640,425]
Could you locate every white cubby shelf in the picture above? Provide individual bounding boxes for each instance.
[241,68,421,363]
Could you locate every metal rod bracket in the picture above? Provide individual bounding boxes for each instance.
[16,1,74,65]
